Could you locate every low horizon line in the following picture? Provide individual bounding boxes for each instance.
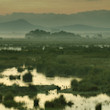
[0,9,110,16]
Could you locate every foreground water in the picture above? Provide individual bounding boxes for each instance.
[0,93,110,110]
[0,67,110,110]
[0,67,81,89]
[14,93,110,110]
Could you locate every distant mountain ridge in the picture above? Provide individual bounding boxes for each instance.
[0,10,110,28]
[0,19,36,32]
[0,19,45,32]
[0,19,110,32]
[57,24,110,31]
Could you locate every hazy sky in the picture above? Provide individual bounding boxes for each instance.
[0,0,110,14]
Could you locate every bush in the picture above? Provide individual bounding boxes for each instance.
[56,86,61,91]
[0,94,2,102]
[17,67,24,73]
[34,98,39,107]
[45,95,72,108]
[3,92,25,109]
[4,92,14,101]
[77,81,99,92]
[9,75,20,80]
[3,100,17,108]
[29,84,37,91]
[95,103,102,110]
[3,92,16,108]
[71,80,79,91]
[27,66,34,71]
[23,72,32,82]
[3,100,24,109]
[67,101,74,107]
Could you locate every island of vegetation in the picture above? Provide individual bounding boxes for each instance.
[25,29,81,38]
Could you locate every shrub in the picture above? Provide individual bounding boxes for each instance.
[17,67,24,73]
[23,72,32,82]
[78,81,99,92]
[56,86,61,91]
[3,100,24,109]
[29,84,37,91]
[34,98,39,107]
[0,94,2,102]
[27,66,34,71]
[9,75,20,80]
[95,103,102,110]
[67,101,74,107]
[45,95,71,108]
[3,100,17,108]
[71,80,79,91]
[4,92,14,101]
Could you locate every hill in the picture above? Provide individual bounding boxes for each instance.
[0,10,110,28]
[57,24,110,31]
[0,19,37,32]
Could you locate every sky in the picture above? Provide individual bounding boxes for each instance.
[0,0,110,15]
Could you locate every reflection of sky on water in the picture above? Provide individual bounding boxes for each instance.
[0,67,81,89]
[0,47,21,51]
[0,67,110,110]
[14,93,110,110]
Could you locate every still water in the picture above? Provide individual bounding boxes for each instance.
[0,67,81,89]
[0,47,22,51]
[0,67,110,110]
[14,93,110,110]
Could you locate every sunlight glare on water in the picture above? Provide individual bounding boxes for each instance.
[0,67,81,89]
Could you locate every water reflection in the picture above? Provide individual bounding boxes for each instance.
[14,93,110,110]
[0,104,15,110]
[1,68,110,110]
[0,67,81,89]
[14,96,33,109]
[0,47,22,51]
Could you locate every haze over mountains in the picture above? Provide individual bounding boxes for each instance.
[0,19,110,33]
[58,24,110,32]
[0,10,110,33]
[0,19,36,32]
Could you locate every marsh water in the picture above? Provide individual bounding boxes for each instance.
[0,67,110,110]
[0,47,22,51]
[0,67,81,88]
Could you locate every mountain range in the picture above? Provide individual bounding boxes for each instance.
[57,24,110,31]
[0,10,110,28]
[0,19,110,32]
[0,19,36,32]
[0,10,110,33]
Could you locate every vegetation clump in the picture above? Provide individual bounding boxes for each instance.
[23,72,32,82]
[95,103,102,110]
[17,67,25,73]
[4,92,14,101]
[25,29,80,39]
[34,98,39,107]
[27,66,34,71]
[3,92,25,109]
[9,75,20,80]
[71,79,99,93]
[26,29,50,38]
[0,94,2,102]
[45,95,73,109]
